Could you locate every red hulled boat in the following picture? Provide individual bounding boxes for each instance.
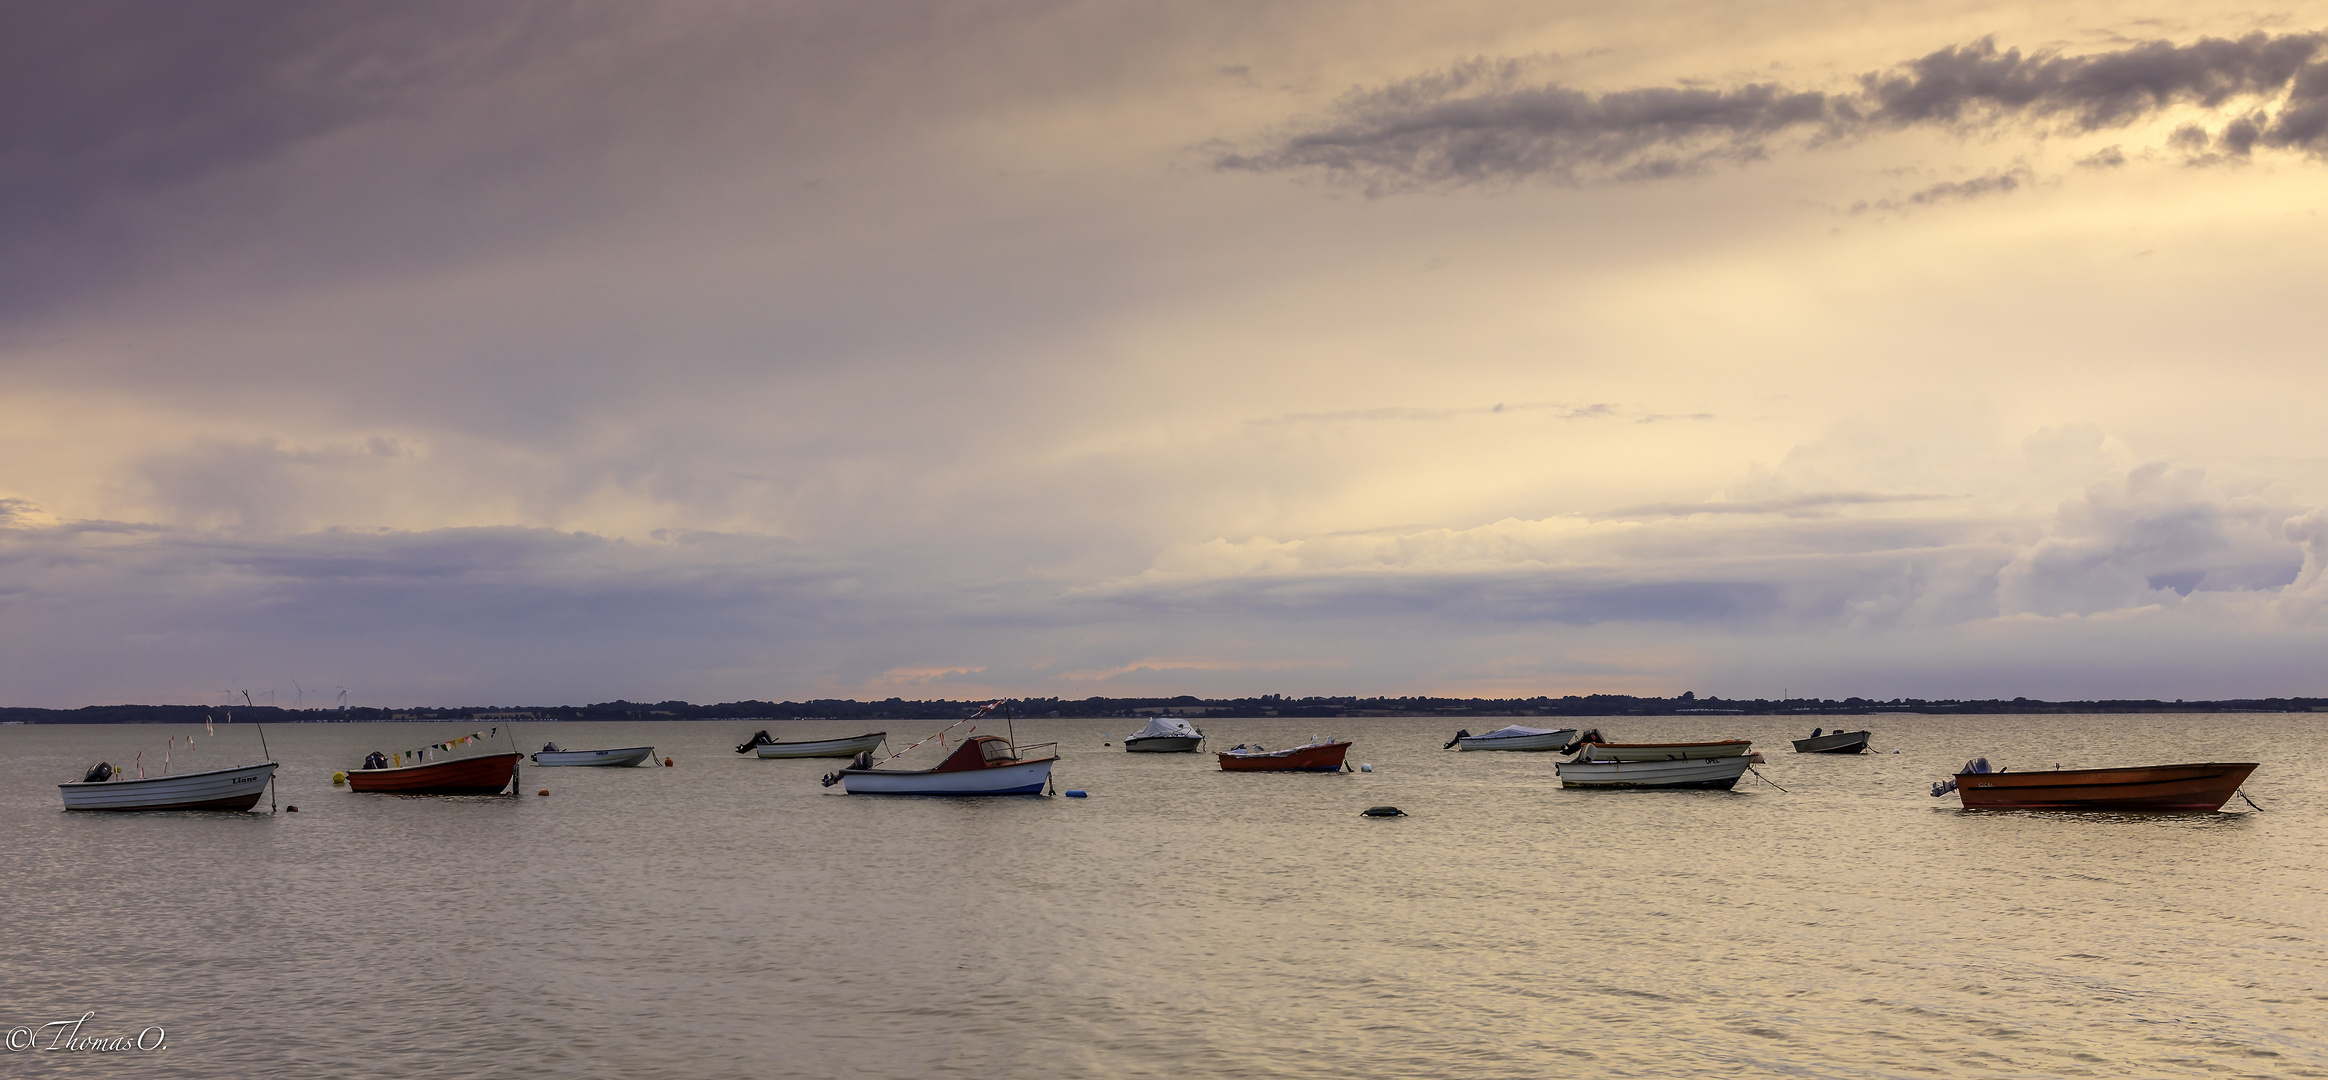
[1217,739,1352,772]
[348,752,522,795]
[1952,762,2258,811]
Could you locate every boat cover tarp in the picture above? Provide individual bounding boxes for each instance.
[1471,725,1561,740]
[1131,716,1201,739]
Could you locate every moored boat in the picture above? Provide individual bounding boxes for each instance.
[1556,754,1751,789]
[1574,738,1752,761]
[59,762,280,811]
[826,735,1056,795]
[1791,729,1872,754]
[752,732,887,758]
[532,744,656,767]
[1218,738,1351,772]
[1947,761,2258,811]
[348,752,521,795]
[1446,725,1580,751]
[1124,716,1204,753]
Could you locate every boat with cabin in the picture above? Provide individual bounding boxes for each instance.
[1445,725,1580,751]
[1124,715,1204,752]
[824,735,1056,795]
[1218,738,1352,772]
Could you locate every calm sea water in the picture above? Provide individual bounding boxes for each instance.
[2,713,2322,1079]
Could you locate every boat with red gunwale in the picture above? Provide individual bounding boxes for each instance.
[1951,762,2258,811]
[1217,739,1351,772]
[348,752,521,795]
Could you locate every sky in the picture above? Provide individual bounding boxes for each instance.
[5,0,2328,708]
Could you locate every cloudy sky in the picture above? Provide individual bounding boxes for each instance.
[6,0,2328,708]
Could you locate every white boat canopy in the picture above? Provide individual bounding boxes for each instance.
[1130,716,1202,739]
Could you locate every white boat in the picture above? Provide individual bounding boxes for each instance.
[751,732,887,759]
[828,735,1056,795]
[531,744,656,767]
[1124,715,1204,753]
[1555,755,1751,789]
[59,762,280,811]
[1448,725,1579,751]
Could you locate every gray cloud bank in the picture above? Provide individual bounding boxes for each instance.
[1221,31,2328,190]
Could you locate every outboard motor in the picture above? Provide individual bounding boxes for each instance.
[541,742,561,753]
[1442,729,1471,750]
[736,730,774,754]
[850,750,874,770]
[83,762,113,783]
[362,751,389,770]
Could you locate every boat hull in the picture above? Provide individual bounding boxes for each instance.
[1557,755,1751,789]
[1954,762,2258,811]
[1792,731,1871,754]
[1124,735,1204,753]
[1218,742,1352,772]
[60,763,279,811]
[1456,729,1579,752]
[532,746,655,767]
[1578,740,1752,761]
[839,756,1055,795]
[754,733,887,759]
[348,753,521,795]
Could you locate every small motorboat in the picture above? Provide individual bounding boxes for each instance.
[1942,761,2259,811]
[1791,728,1871,754]
[751,732,887,759]
[1555,754,1752,789]
[1218,738,1352,772]
[1572,737,1752,761]
[1446,725,1580,751]
[1124,716,1204,753]
[531,744,657,767]
[825,735,1056,795]
[348,752,522,795]
[59,761,280,811]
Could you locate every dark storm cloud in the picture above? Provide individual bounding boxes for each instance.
[0,2,553,313]
[1222,31,2328,191]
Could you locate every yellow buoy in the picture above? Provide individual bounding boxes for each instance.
[331,771,347,786]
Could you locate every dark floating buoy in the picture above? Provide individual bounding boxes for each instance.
[1065,790,1089,798]
[537,788,550,796]
[285,805,298,813]
[1360,805,1406,817]
[664,757,675,767]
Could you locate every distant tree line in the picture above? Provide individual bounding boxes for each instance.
[5,691,2325,724]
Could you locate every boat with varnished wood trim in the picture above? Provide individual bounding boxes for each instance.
[1951,762,2258,811]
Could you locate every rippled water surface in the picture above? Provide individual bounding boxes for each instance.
[3,713,2324,1078]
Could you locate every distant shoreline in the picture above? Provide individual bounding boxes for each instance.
[5,694,2323,724]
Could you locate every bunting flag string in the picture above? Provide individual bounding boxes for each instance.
[865,700,1003,768]
[394,730,496,762]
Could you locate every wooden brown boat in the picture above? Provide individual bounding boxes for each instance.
[1952,762,2257,811]
[1218,740,1351,772]
[347,752,521,795]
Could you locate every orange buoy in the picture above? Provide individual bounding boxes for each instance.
[537,788,550,796]
[663,757,674,767]
[285,805,299,812]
